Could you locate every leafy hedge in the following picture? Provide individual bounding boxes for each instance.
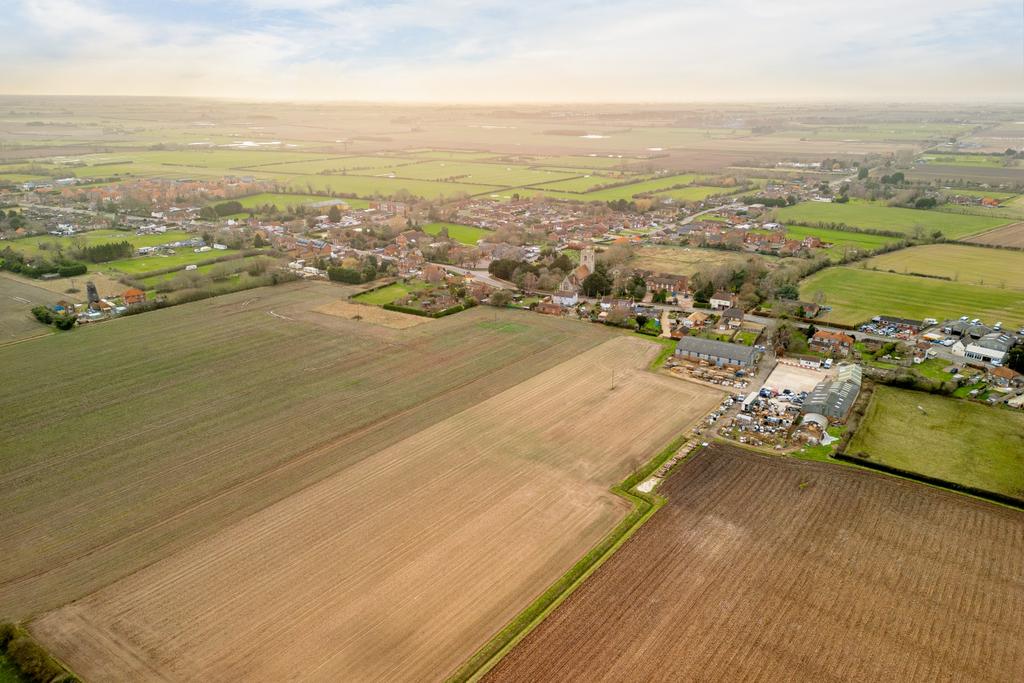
[0,623,79,683]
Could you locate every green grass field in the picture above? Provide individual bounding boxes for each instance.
[234,192,370,211]
[4,229,193,258]
[351,281,429,305]
[99,248,252,276]
[378,160,576,187]
[847,386,1024,500]
[777,199,1009,239]
[421,222,492,245]
[134,255,279,288]
[783,224,902,259]
[942,189,1018,201]
[864,244,1024,290]
[655,184,739,202]
[250,155,417,175]
[919,154,1011,168]
[800,266,1024,327]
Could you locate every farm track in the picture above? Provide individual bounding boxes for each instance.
[487,444,1024,682]
[29,333,721,681]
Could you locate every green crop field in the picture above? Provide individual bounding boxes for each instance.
[527,174,634,193]
[919,154,1011,168]
[783,224,902,259]
[777,199,1010,239]
[251,155,417,175]
[655,184,739,202]
[421,222,492,245]
[378,160,576,186]
[847,386,1024,500]
[800,266,1024,327]
[4,229,193,258]
[864,244,1024,290]
[405,150,499,161]
[234,192,370,211]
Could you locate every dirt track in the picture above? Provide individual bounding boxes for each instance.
[487,444,1024,682]
[31,336,720,681]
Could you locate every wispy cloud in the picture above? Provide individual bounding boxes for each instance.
[1,0,1020,101]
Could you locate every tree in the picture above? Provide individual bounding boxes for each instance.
[328,205,342,222]
[1007,345,1024,373]
[857,167,869,180]
[776,283,799,300]
[488,290,512,307]
[581,271,611,297]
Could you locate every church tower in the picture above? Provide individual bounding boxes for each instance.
[580,247,595,273]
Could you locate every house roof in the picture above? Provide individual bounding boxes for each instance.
[711,290,734,301]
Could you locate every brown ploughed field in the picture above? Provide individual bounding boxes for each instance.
[487,444,1024,683]
[28,332,720,681]
[964,222,1024,248]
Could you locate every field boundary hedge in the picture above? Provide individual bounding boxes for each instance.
[448,434,702,682]
[0,622,80,682]
[831,453,1024,510]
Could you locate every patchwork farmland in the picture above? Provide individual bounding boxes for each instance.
[487,444,1024,682]
[0,282,721,680]
[0,274,60,343]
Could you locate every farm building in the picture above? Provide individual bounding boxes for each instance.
[801,364,862,421]
[675,337,758,368]
[957,332,1017,364]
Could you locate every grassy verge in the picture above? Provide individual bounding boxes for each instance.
[448,433,697,682]
[634,333,676,371]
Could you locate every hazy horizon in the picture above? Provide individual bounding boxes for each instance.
[2,0,1021,103]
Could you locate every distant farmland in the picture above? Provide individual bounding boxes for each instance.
[487,444,1024,682]
[777,199,1009,239]
[799,266,1024,327]
[2,282,721,680]
[846,386,1024,501]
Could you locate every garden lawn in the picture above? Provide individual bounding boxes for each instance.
[846,386,1024,500]
[777,199,1009,239]
[352,281,429,306]
[421,222,492,245]
[800,266,1024,328]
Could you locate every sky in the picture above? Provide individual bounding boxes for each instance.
[1,0,1022,102]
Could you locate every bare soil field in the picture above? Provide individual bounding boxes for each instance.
[487,444,1024,683]
[1,281,615,619]
[29,334,720,681]
[964,222,1024,248]
[628,245,781,277]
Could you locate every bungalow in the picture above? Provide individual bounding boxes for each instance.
[810,330,854,357]
[675,337,758,368]
[684,310,710,329]
[709,291,736,310]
